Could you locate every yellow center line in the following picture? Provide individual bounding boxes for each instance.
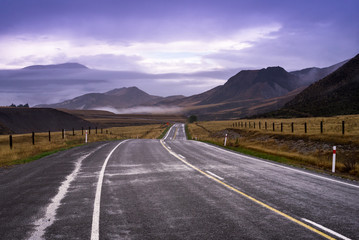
[159,140,336,240]
[173,127,178,140]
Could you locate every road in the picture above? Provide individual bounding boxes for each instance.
[0,123,358,239]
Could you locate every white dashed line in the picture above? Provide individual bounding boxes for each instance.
[302,218,351,240]
[194,141,359,189]
[206,171,224,180]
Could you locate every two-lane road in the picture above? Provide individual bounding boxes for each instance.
[0,123,358,239]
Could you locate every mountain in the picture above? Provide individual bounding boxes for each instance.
[155,61,348,119]
[30,58,350,119]
[23,62,89,70]
[36,87,164,110]
[200,67,300,104]
[154,67,305,119]
[265,54,359,117]
[290,60,347,85]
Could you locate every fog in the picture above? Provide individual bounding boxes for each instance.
[93,106,184,115]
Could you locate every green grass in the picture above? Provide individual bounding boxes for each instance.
[198,139,359,180]
[158,124,172,139]
[201,140,293,165]
[185,124,192,140]
[10,145,80,166]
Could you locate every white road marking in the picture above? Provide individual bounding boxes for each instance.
[91,140,128,240]
[194,141,359,189]
[302,218,352,240]
[167,146,171,149]
[160,140,335,240]
[29,145,106,240]
[163,124,175,141]
[178,154,186,159]
[206,171,224,180]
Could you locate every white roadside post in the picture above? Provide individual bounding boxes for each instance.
[332,146,336,173]
[224,133,228,146]
[85,130,88,143]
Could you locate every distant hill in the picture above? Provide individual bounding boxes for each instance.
[0,108,96,134]
[23,63,89,70]
[30,58,349,119]
[35,87,183,110]
[290,60,347,85]
[264,54,359,117]
[200,67,300,105]
[156,67,311,119]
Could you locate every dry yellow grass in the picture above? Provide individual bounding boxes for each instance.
[0,124,167,167]
[187,115,359,179]
[190,115,359,144]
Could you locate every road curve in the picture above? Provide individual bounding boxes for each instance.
[0,123,358,239]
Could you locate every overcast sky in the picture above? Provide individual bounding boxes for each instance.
[0,0,359,105]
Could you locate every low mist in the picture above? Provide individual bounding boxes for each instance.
[93,106,184,115]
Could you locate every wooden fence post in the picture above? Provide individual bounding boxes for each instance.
[89,127,91,134]
[49,131,51,142]
[32,132,35,145]
[291,122,294,133]
[82,127,84,135]
[342,121,345,135]
[73,128,75,136]
[304,122,307,133]
[273,123,275,131]
[9,135,13,149]
[259,122,261,129]
[265,122,267,130]
[320,121,323,134]
[281,123,283,132]
[62,129,65,139]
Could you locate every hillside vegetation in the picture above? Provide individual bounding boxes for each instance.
[0,124,168,167]
[266,53,359,117]
[188,115,359,179]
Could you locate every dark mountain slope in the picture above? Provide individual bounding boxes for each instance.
[198,67,300,105]
[0,108,96,134]
[290,60,347,85]
[270,54,359,117]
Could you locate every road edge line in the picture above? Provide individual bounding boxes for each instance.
[160,140,336,240]
[91,140,128,240]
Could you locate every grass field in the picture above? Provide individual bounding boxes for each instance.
[188,115,359,179]
[0,124,168,167]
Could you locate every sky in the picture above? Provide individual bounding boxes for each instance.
[0,0,359,105]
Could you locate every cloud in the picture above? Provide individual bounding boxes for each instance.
[93,106,184,115]
[69,54,144,71]
[0,23,282,74]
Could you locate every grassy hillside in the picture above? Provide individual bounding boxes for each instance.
[267,53,359,117]
[188,115,359,179]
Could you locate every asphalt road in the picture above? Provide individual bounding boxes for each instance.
[0,123,358,239]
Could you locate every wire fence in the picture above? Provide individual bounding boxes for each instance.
[2,127,111,150]
[231,119,359,135]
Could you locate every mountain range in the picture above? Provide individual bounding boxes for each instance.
[34,58,351,119]
[265,53,359,117]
